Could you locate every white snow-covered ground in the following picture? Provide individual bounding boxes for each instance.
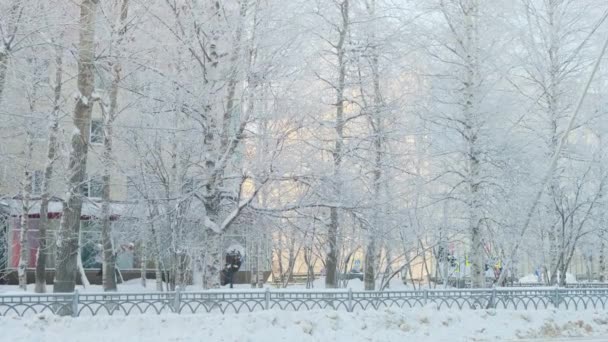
[2,306,608,341]
[1,272,593,294]
[0,276,413,294]
[3,277,608,341]
[519,273,577,284]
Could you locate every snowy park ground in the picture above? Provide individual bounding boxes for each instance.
[2,305,608,341]
[3,274,608,341]
[0,275,413,293]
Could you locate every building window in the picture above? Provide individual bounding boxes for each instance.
[90,119,103,144]
[80,220,101,269]
[126,177,139,200]
[94,63,111,92]
[31,170,44,195]
[89,177,103,198]
[82,177,103,198]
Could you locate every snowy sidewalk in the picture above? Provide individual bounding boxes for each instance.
[3,307,608,341]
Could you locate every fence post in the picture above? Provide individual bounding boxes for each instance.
[490,286,496,309]
[348,288,353,312]
[553,286,560,309]
[174,286,182,313]
[264,287,270,310]
[423,289,428,306]
[72,290,79,317]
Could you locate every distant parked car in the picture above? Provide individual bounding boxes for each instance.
[341,270,364,281]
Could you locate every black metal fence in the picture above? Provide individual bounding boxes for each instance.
[2,287,608,317]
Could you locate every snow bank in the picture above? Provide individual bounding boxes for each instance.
[519,274,541,283]
[519,273,577,284]
[0,278,165,294]
[2,306,608,341]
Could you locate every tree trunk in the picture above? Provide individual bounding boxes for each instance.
[54,0,98,294]
[76,231,90,288]
[204,230,221,289]
[364,238,376,290]
[462,0,484,289]
[0,1,20,105]
[600,229,606,282]
[18,168,32,290]
[141,243,147,288]
[559,261,567,286]
[101,0,129,293]
[326,0,349,289]
[153,252,163,291]
[326,208,339,288]
[147,205,163,291]
[257,232,265,288]
[35,39,64,294]
[599,136,606,283]
[548,223,559,285]
[0,51,7,105]
[363,0,383,292]
[221,0,248,150]
[250,237,257,289]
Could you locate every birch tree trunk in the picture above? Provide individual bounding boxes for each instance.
[140,242,147,288]
[155,258,163,291]
[76,230,90,288]
[18,164,33,290]
[19,55,41,290]
[54,0,98,294]
[460,0,484,288]
[599,138,606,283]
[326,0,349,289]
[204,229,221,289]
[101,0,130,293]
[147,201,163,291]
[221,0,248,150]
[0,51,7,105]
[0,1,22,105]
[363,0,385,291]
[600,229,606,282]
[200,0,246,290]
[546,0,563,286]
[35,38,64,294]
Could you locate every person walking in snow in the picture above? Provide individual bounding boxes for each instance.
[221,250,242,288]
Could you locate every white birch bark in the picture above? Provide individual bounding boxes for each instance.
[0,1,22,105]
[19,54,43,290]
[76,230,90,288]
[35,36,64,294]
[459,0,484,288]
[100,0,130,293]
[326,0,349,289]
[0,51,7,105]
[18,160,33,290]
[362,0,385,291]
[54,0,98,294]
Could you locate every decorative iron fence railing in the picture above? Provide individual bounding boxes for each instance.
[507,283,608,288]
[2,287,608,317]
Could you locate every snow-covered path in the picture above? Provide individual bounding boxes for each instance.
[3,306,608,342]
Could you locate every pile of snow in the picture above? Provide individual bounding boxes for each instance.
[518,274,541,283]
[518,273,577,284]
[2,307,608,341]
